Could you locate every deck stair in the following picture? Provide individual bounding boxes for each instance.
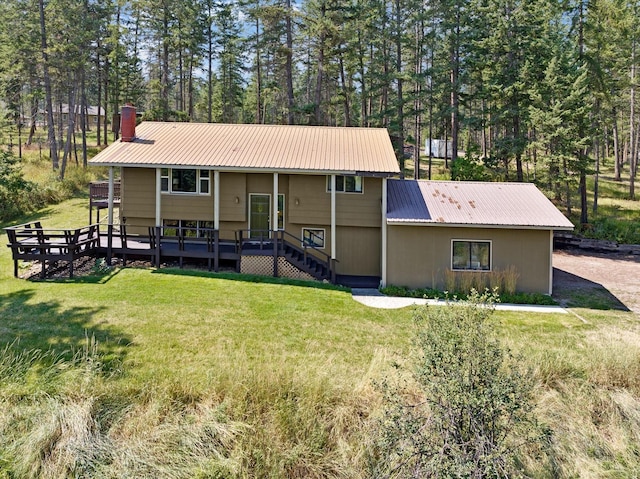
[236,230,333,282]
[280,240,330,280]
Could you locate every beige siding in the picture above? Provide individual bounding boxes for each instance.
[162,194,213,221]
[288,175,382,227]
[121,168,155,222]
[336,226,381,276]
[219,173,246,222]
[386,226,552,293]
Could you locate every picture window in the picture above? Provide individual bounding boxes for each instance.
[451,240,491,271]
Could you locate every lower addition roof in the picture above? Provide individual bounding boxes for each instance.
[88,121,401,176]
[387,179,575,230]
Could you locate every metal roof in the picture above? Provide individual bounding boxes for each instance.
[387,179,574,230]
[89,121,400,175]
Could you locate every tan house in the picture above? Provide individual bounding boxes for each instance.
[88,120,573,293]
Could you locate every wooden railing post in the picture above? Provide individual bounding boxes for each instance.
[155,226,161,267]
[272,230,279,278]
[214,230,219,272]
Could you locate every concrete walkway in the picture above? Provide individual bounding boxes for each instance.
[351,288,567,313]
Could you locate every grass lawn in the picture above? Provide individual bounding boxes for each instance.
[1,199,639,478]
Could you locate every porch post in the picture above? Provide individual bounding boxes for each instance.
[331,174,336,262]
[214,171,220,230]
[381,177,388,288]
[155,168,161,226]
[107,167,114,225]
[548,229,553,295]
[273,173,279,277]
[107,167,114,265]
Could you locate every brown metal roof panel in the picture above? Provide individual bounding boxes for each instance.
[88,122,401,173]
[387,180,574,229]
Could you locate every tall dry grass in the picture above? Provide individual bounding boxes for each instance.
[1,324,640,478]
[0,342,390,479]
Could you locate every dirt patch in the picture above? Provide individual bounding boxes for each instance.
[553,249,640,314]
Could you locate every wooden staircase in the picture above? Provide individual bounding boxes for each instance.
[280,240,330,281]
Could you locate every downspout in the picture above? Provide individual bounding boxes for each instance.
[273,172,279,277]
[381,177,388,288]
[331,174,336,267]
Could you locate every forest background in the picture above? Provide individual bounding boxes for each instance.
[0,0,638,232]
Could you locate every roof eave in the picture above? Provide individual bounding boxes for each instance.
[386,220,574,231]
[88,161,399,177]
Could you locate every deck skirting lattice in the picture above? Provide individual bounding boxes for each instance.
[277,257,315,281]
[240,255,316,282]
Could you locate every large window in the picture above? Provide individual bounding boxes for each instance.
[326,175,363,193]
[302,228,325,249]
[161,168,210,195]
[452,240,491,271]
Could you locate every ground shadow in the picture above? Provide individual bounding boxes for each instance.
[151,267,349,292]
[552,268,630,311]
[0,289,131,373]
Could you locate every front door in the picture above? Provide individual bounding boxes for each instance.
[249,194,270,238]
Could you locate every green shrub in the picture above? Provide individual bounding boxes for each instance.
[380,284,557,306]
[0,151,43,221]
[371,291,544,477]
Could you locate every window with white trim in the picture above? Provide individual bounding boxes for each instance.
[160,168,210,195]
[451,240,491,271]
[302,228,325,248]
[327,175,363,193]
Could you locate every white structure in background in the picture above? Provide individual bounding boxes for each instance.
[424,139,453,158]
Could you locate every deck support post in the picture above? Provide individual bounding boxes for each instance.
[381,177,388,288]
[273,173,279,278]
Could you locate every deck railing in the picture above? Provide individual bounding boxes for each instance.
[5,222,98,278]
[6,222,334,282]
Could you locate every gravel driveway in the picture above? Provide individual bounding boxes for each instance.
[553,249,640,314]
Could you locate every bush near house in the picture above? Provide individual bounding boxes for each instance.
[371,291,543,477]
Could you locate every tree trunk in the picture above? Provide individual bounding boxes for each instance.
[613,106,621,180]
[395,0,404,177]
[60,81,77,180]
[80,68,88,167]
[285,0,295,124]
[96,46,101,146]
[630,39,637,199]
[27,95,38,146]
[39,0,58,170]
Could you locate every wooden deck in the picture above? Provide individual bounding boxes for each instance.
[5,223,334,282]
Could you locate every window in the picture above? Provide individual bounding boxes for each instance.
[302,228,325,249]
[160,168,210,195]
[162,219,214,238]
[327,175,363,193]
[452,240,491,271]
